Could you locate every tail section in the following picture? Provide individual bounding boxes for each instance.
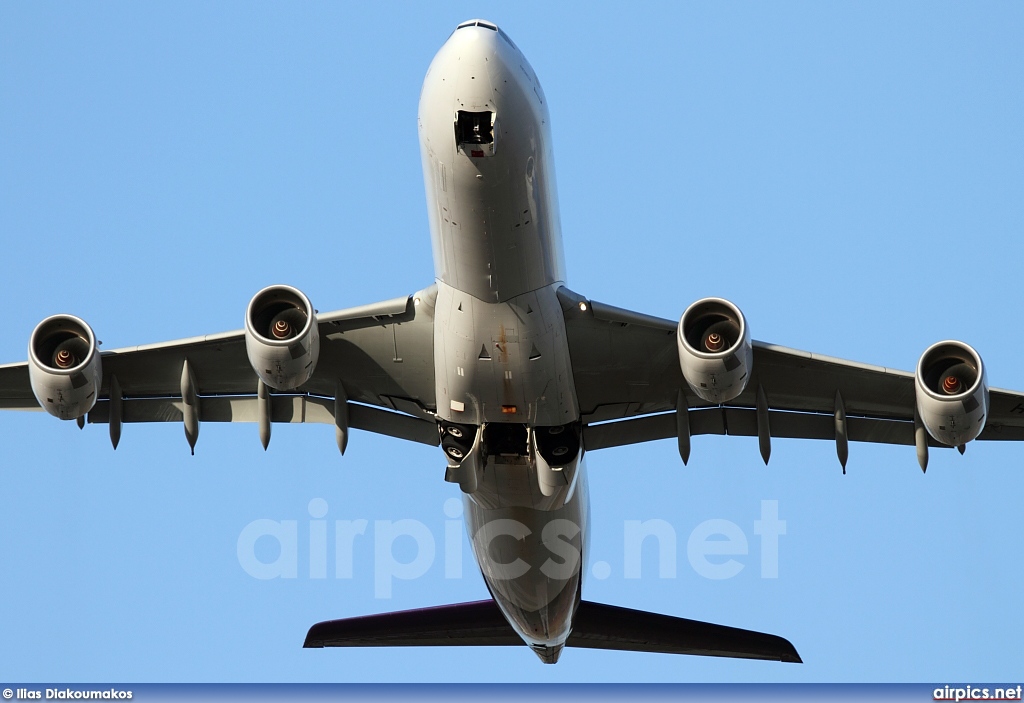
[304,599,801,664]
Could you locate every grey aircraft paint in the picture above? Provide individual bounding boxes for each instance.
[418,21,586,661]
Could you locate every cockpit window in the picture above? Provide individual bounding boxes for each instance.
[455,111,494,145]
[497,27,516,48]
[455,20,498,32]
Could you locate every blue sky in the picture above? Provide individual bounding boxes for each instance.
[1,0,1022,683]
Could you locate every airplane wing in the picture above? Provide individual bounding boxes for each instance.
[0,286,440,451]
[557,288,1024,468]
[9,281,1023,463]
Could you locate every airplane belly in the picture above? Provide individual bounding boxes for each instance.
[464,463,589,659]
[433,281,577,426]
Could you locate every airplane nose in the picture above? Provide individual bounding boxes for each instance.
[448,19,502,52]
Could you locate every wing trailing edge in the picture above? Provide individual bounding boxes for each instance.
[303,599,802,663]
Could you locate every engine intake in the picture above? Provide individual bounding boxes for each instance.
[677,297,752,403]
[244,285,320,390]
[28,314,102,420]
[915,340,988,447]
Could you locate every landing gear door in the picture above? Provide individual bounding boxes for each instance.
[455,110,497,158]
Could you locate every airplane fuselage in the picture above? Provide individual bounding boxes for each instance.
[418,20,586,662]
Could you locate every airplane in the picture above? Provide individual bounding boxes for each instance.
[2,18,1023,666]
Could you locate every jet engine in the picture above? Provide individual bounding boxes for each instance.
[915,340,988,447]
[244,285,320,390]
[677,297,752,403]
[28,314,102,420]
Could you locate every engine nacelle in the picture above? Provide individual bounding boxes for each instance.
[915,340,988,447]
[677,297,752,403]
[27,314,102,420]
[244,285,320,390]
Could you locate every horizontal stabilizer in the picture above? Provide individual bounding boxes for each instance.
[304,599,801,663]
[568,600,802,662]
[304,599,519,649]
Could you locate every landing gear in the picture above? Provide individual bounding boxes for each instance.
[443,422,472,440]
[530,422,583,500]
[440,420,482,495]
[534,423,581,467]
[437,419,584,505]
[442,437,467,460]
[440,420,475,461]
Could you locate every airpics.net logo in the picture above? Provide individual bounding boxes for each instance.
[934,685,1023,701]
[236,499,787,598]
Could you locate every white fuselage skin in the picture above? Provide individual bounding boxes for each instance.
[418,22,587,662]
